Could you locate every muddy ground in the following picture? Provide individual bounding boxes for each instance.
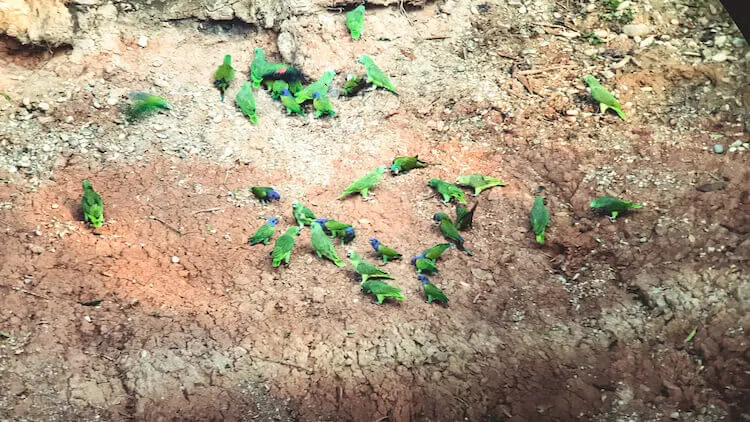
[1,0,749,420]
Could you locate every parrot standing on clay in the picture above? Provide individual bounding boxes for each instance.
[214,54,235,101]
[314,218,356,244]
[455,202,478,231]
[346,5,365,39]
[357,54,398,95]
[251,187,281,203]
[126,92,171,121]
[412,243,453,263]
[347,251,394,283]
[433,212,472,255]
[342,74,367,97]
[267,80,289,100]
[250,48,302,88]
[236,82,258,124]
[590,196,642,221]
[530,196,550,244]
[456,174,507,196]
[81,180,104,228]
[295,71,336,104]
[311,222,346,267]
[361,280,405,304]
[281,89,305,116]
[390,156,428,175]
[414,257,439,274]
[312,92,335,118]
[419,274,448,304]
[292,201,316,227]
[369,238,402,263]
[428,178,467,204]
[584,75,626,120]
[250,48,269,88]
[271,226,300,267]
[249,217,279,245]
[338,166,386,200]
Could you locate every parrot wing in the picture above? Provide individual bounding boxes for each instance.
[236,83,258,124]
[530,196,550,244]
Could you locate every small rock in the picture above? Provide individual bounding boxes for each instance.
[670,412,680,420]
[711,51,729,62]
[471,268,493,281]
[171,256,180,264]
[84,315,92,323]
[566,109,579,116]
[27,244,45,254]
[712,144,725,154]
[37,102,50,112]
[696,181,728,192]
[670,18,679,26]
[65,116,74,123]
[22,97,31,108]
[17,157,31,168]
[153,78,169,88]
[622,24,651,37]
[732,37,746,48]
[714,35,727,48]
[277,31,297,64]
[729,147,737,153]
[106,96,119,106]
[639,36,655,48]
[137,35,148,48]
[731,140,743,147]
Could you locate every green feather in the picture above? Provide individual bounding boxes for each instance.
[455,202,477,231]
[415,258,439,274]
[81,180,103,228]
[390,156,428,175]
[348,251,394,283]
[249,221,276,245]
[214,55,235,101]
[423,243,452,261]
[590,196,642,220]
[342,74,367,96]
[292,202,316,227]
[428,178,467,204]
[361,280,404,304]
[236,82,258,124]
[296,71,336,104]
[281,92,305,116]
[311,222,346,267]
[271,227,299,267]
[338,166,386,200]
[126,92,171,121]
[250,48,268,88]
[357,54,398,95]
[423,281,448,303]
[313,95,336,118]
[584,75,626,120]
[530,196,550,244]
[346,5,365,39]
[434,212,472,255]
[456,174,507,196]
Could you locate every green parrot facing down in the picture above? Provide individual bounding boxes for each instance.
[249,217,278,245]
[81,180,103,228]
[369,238,402,263]
[414,258,439,274]
[455,202,477,231]
[311,222,346,267]
[347,251,394,283]
[342,74,367,97]
[126,92,171,121]
[456,174,507,196]
[419,274,448,304]
[346,5,365,39]
[590,196,642,221]
[271,226,300,267]
[433,212,472,255]
[251,187,281,203]
[361,280,404,304]
[357,54,398,95]
[312,92,335,118]
[338,166,386,200]
[292,201,316,227]
[250,48,302,88]
[428,178,467,204]
[236,82,258,124]
[530,196,550,244]
[268,80,289,100]
[296,71,336,104]
[314,218,356,244]
[584,75,626,120]
[281,89,305,116]
[250,48,269,88]
[416,243,453,262]
[214,54,235,101]
[390,156,428,175]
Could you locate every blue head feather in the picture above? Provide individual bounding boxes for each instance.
[432,213,443,222]
[313,218,328,226]
[411,253,425,265]
[268,189,281,200]
[281,88,292,96]
[313,92,321,99]
[267,217,279,226]
[418,274,430,285]
[343,227,356,243]
[368,237,380,250]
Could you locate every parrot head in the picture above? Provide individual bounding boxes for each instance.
[266,217,279,226]
[411,253,425,265]
[433,212,447,222]
[343,227,356,243]
[82,180,93,190]
[583,75,597,86]
[254,48,264,58]
[389,163,401,175]
[345,73,355,81]
[223,54,232,65]
[427,178,439,187]
[313,218,328,226]
[418,274,430,285]
[346,251,359,259]
[368,237,380,250]
[281,88,292,97]
[375,165,387,174]
[312,92,322,99]
[267,189,281,201]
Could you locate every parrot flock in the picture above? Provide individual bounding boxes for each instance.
[101,5,642,305]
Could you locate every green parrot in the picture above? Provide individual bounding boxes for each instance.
[126,92,171,121]
[455,202,477,231]
[268,80,289,100]
[292,201,316,227]
[280,89,305,116]
[271,226,300,267]
[357,54,398,95]
[456,174,508,196]
[310,222,346,267]
[361,280,405,304]
[342,74,367,97]
[251,187,281,203]
[390,156,428,175]
[81,180,103,228]
[419,274,448,304]
[250,48,269,88]
[249,217,279,245]
[236,82,258,124]
[314,218,355,244]
[338,166,386,200]
[590,196,642,221]
[584,75,626,120]
[346,5,365,39]
[428,178,467,204]
[296,71,336,104]
[312,92,335,118]
[433,212,472,255]
[347,251,394,283]
[214,54,235,101]
[414,258,439,274]
[368,237,402,263]
[250,48,302,88]
[420,243,453,261]
[530,196,550,244]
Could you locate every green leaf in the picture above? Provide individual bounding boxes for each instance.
[344,329,356,335]
[0,92,11,101]
[0,331,10,338]
[684,327,697,343]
